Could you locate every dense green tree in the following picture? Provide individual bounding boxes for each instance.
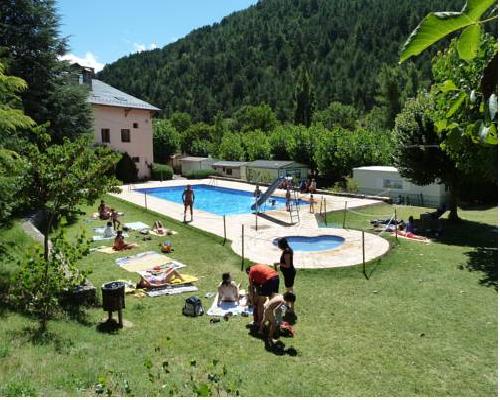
[115,152,139,184]
[312,101,358,130]
[242,130,272,161]
[286,124,319,170]
[0,0,91,141]
[181,122,214,156]
[153,119,180,163]
[233,103,278,132]
[0,62,34,223]
[98,0,461,122]
[393,95,461,220]
[294,65,315,127]
[218,132,245,161]
[170,111,192,133]
[269,125,293,160]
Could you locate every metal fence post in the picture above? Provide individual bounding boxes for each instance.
[342,201,347,229]
[241,224,245,271]
[223,215,227,246]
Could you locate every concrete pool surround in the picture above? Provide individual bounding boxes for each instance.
[111,179,390,269]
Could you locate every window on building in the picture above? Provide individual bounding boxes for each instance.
[133,122,139,129]
[383,178,403,189]
[132,157,140,163]
[101,128,110,143]
[226,168,233,176]
[121,129,131,142]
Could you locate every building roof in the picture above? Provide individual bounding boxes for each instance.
[89,79,160,111]
[180,157,215,162]
[212,161,248,168]
[246,160,307,169]
[353,166,398,172]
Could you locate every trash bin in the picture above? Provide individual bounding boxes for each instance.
[101,281,125,327]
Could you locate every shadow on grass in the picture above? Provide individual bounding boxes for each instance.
[245,323,298,357]
[96,319,122,334]
[459,247,498,291]
[431,219,497,248]
[8,325,76,354]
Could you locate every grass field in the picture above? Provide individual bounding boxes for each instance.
[0,197,497,396]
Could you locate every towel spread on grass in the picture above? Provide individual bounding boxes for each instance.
[391,231,431,242]
[146,284,198,297]
[92,232,129,241]
[206,294,252,317]
[148,230,178,237]
[124,222,150,231]
[115,251,184,273]
[91,244,139,254]
[138,265,196,288]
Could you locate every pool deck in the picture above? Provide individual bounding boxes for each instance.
[110,178,390,269]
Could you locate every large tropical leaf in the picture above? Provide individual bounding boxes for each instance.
[400,0,496,62]
[456,24,481,61]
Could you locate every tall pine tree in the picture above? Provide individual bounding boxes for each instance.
[294,65,315,127]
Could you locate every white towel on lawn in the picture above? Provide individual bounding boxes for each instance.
[124,222,150,231]
[206,295,252,317]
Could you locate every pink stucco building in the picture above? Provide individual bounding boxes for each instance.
[83,67,160,178]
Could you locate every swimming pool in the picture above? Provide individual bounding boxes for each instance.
[273,235,345,252]
[135,184,308,216]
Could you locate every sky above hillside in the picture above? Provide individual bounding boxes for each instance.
[57,0,258,72]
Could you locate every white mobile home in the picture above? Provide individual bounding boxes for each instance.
[212,161,247,179]
[352,166,449,207]
[244,160,309,184]
[180,157,217,176]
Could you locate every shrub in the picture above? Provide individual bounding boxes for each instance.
[151,164,173,181]
[115,152,138,183]
[185,169,217,179]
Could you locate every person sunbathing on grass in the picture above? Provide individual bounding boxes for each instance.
[112,231,136,251]
[217,273,240,305]
[153,220,165,235]
[259,291,296,344]
[98,200,111,219]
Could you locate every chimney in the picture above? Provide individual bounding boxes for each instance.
[81,66,95,90]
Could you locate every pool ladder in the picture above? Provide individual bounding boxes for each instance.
[289,187,300,224]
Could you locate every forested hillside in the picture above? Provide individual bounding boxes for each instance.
[98,0,463,122]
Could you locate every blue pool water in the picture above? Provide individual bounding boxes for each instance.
[135,184,308,216]
[273,235,345,252]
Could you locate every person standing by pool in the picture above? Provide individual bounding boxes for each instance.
[274,237,296,294]
[254,185,262,198]
[182,184,195,222]
[285,188,291,211]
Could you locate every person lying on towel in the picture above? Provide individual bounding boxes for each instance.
[153,220,165,235]
[217,273,239,305]
[113,231,136,251]
[138,266,185,288]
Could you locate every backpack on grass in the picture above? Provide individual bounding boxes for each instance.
[182,296,204,317]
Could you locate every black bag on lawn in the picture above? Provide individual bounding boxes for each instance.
[182,296,204,317]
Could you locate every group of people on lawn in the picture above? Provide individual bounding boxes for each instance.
[217,237,297,345]
[98,200,165,251]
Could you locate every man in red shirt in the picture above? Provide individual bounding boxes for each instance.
[246,264,280,328]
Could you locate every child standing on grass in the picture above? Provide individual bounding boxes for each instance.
[110,209,121,230]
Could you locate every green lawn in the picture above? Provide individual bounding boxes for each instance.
[0,197,497,396]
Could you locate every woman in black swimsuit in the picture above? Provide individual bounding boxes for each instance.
[275,237,296,293]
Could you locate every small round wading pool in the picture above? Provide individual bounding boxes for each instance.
[273,235,345,252]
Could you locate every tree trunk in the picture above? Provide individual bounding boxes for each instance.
[447,185,461,223]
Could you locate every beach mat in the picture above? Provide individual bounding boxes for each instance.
[206,295,252,317]
[138,268,196,288]
[92,232,129,241]
[148,230,178,237]
[115,251,183,273]
[124,222,150,231]
[91,244,138,254]
[146,284,198,298]
[391,232,431,242]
